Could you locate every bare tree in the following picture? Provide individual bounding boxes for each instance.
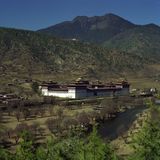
[37,127,44,137]
[76,112,90,127]
[22,108,31,120]
[49,105,55,116]
[100,99,118,120]
[5,128,14,139]
[0,130,8,145]
[56,107,64,119]
[32,108,39,117]
[14,123,29,144]
[0,130,5,144]
[14,109,22,122]
[0,111,3,123]
[39,107,45,117]
[88,111,100,123]
[29,122,40,137]
[62,117,78,130]
[6,104,13,116]
[46,118,61,134]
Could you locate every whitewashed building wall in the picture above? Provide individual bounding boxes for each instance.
[41,87,76,99]
[40,84,130,99]
[47,91,69,98]
[68,88,76,99]
[41,87,49,96]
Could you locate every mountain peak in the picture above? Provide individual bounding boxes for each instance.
[38,13,135,43]
[73,16,88,22]
[103,13,119,17]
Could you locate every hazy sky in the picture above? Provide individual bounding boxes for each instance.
[0,0,159,30]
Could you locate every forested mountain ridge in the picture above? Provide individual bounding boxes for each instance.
[103,24,160,62]
[38,13,160,66]
[0,13,160,86]
[0,26,147,81]
[38,13,136,43]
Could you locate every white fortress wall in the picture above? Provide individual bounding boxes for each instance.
[47,90,69,98]
[68,88,76,99]
[41,87,49,96]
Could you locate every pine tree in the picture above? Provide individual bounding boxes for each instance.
[85,127,117,160]
[36,147,47,160]
[130,107,160,160]
[15,131,35,160]
[0,147,13,160]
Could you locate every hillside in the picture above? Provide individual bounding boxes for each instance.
[103,24,160,62]
[0,27,147,84]
[1,25,160,94]
[38,13,160,65]
[38,13,136,43]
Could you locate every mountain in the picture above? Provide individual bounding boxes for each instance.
[1,13,160,90]
[103,24,160,62]
[0,14,160,93]
[0,27,146,85]
[38,13,136,43]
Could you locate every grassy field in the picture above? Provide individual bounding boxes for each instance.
[0,95,150,158]
[0,71,158,157]
[0,103,95,152]
[128,77,160,89]
[1,104,93,129]
[1,69,160,95]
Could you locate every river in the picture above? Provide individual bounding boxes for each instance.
[98,106,147,140]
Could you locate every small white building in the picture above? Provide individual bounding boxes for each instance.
[39,81,130,99]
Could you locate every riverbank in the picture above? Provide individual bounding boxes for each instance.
[98,106,147,140]
[111,107,149,157]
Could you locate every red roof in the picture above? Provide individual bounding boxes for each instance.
[40,81,130,91]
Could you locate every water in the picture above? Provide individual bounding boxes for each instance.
[98,106,147,140]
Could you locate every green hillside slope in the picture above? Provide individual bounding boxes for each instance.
[103,24,160,62]
[0,27,146,81]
